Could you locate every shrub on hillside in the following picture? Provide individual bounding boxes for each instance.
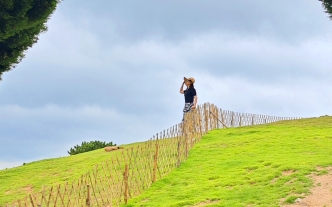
[67,140,116,155]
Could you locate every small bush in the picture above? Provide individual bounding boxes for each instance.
[68,140,116,155]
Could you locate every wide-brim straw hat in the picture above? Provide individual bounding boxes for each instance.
[184,77,195,83]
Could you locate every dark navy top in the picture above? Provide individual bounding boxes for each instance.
[184,87,197,103]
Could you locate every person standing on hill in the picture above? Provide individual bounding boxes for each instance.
[180,77,198,121]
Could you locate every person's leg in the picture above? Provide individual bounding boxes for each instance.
[182,103,193,121]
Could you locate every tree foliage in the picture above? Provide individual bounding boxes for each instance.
[319,0,332,20]
[67,140,117,155]
[0,0,61,80]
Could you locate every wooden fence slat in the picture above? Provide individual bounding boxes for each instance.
[29,195,35,207]
[123,164,129,204]
[209,110,228,128]
[152,140,159,183]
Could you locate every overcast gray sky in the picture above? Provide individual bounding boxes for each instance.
[1,0,331,170]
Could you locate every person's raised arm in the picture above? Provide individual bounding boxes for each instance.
[180,82,185,94]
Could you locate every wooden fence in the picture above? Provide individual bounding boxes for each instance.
[2,103,298,207]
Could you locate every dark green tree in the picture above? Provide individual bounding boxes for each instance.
[0,0,61,80]
[67,140,117,155]
[319,0,332,20]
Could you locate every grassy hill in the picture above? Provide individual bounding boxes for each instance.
[1,116,331,206]
[0,141,143,205]
[122,116,332,207]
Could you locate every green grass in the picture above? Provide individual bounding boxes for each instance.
[123,116,332,207]
[284,195,299,204]
[0,141,144,205]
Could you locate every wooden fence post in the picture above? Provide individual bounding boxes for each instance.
[124,164,129,204]
[39,186,45,207]
[177,135,181,167]
[198,106,203,137]
[177,125,182,167]
[215,106,219,129]
[208,104,212,130]
[24,197,28,206]
[152,141,159,183]
[29,194,35,207]
[221,109,225,128]
[86,184,91,206]
[239,114,242,127]
[182,113,188,159]
[188,111,194,149]
[185,121,189,159]
[47,186,53,207]
[211,105,216,129]
[204,104,208,133]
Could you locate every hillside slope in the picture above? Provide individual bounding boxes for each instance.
[123,116,332,207]
[0,141,143,205]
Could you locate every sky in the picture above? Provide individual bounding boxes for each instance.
[1,0,332,170]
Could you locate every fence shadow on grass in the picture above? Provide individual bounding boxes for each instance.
[2,103,298,207]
